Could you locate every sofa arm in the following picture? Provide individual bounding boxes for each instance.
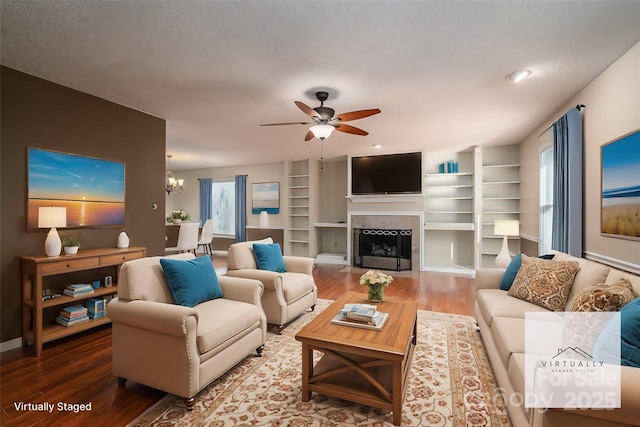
[218,275,264,306]
[225,269,281,292]
[107,298,198,337]
[283,256,314,275]
[475,268,505,293]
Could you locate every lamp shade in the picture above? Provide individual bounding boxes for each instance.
[309,124,334,141]
[38,207,67,228]
[494,220,519,237]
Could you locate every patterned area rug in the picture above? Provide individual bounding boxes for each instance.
[127,300,511,426]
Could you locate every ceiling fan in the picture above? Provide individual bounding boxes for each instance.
[260,91,381,141]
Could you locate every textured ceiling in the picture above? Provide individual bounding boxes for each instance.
[2,1,640,170]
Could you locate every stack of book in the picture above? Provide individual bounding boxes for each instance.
[86,298,106,319]
[331,303,389,330]
[56,305,89,327]
[62,283,95,297]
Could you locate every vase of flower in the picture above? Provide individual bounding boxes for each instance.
[167,209,191,225]
[172,218,182,225]
[359,270,394,303]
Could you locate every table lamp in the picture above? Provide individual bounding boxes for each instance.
[494,220,519,268]
[38,206,67,257]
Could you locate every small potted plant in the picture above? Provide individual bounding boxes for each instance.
[62,235,80,255]
[166,209,191,225]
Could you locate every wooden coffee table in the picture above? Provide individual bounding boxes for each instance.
[295,291,417,425]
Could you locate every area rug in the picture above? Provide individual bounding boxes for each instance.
[127,300,511,426]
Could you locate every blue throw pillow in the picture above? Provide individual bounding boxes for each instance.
[500,254,522,290]
[253,243,286,273]
[160,256,223,307]
[593,297,640,367]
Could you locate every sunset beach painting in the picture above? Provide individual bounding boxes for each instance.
[601,129,640,241]
[28,148,125,229]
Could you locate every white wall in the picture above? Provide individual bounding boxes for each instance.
[520,41,640,268]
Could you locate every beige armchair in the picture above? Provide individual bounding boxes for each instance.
[108,253,266,408]
[226,238,317,334]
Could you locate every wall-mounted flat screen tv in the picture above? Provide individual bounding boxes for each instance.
[351,152,422,195]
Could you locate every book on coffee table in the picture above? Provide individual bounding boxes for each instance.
[331,310,389,331]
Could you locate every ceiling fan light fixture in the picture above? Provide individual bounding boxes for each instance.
[310,124,334,141]
[505,69,531,83]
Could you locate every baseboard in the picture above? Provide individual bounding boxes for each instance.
[583,251,640,275]
[1,337,22,353]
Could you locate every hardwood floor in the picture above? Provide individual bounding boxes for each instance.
[1,259,476,426]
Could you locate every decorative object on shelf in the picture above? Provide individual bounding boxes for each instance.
[105,275,113,287]
[117,231,130,248]
[359,269,394,303]
[167,209,191,225]
[165,154,184,195]
[259,210,270,228]
[62,234,80,255]
[494,220,520,268]
[28,148,125,229]
[252,182,280,214]
[38,206,67,257]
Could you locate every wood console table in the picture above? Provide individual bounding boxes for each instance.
[20,247,146,355]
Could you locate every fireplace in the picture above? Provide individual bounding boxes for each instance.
[353,228,412,271]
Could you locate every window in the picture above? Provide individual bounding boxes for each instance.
[539,145,554,255]
[212,180,235,236]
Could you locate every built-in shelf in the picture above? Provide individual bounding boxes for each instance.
[314,222,348,228]
[424,222,475,231]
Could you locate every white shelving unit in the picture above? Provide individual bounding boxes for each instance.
[313,222,348,265]
[423,151,476,276]
[287,161,310,257]
[481,145,521,268]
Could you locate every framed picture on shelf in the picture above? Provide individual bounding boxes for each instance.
[27,147,125,229]
[251,182,280,214]
[600,129,640,241]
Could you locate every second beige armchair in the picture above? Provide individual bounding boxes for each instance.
[226,238,317,334]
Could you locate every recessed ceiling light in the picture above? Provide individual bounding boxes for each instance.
[373,144,382,149]
[505,69,531,83]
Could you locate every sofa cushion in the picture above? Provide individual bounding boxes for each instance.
[500,254,522,291]
[194,298,261,355]
[253,243,286,273]
[605,269,640,297]
[476,289,548,327]
[280,272,315,304]
[507,255,579,311]
[593,297,640,368]
[228,238,273,270]
[569,278,635,312]
[550,251,611,309]
[491,317,525,367]
[160,256,223,307]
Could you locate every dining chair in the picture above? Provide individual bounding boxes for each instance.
[197,219,214,255]
[165,222,199,255]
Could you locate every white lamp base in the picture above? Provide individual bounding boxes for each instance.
[495,234,511,268]
[44,227,62,257]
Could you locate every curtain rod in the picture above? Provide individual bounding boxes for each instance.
[538,104,585,138]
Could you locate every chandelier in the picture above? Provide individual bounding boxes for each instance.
[166,155,184,195]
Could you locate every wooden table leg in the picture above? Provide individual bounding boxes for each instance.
[392,360,402,425]
[301,343,312,401]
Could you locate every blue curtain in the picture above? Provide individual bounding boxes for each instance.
[235,175,247,242]
[551,108,582,256]
[199,178,213,227]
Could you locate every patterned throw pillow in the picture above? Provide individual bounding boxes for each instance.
[569,279,635,312]
[507,254,579,311]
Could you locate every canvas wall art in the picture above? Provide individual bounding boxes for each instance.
[27,148,125,229]
[252,182,280,214]
[601,129,640,241]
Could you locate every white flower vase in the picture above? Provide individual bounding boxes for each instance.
[117,231,130,249]
[173,218,182,225]
[259,211,269,228]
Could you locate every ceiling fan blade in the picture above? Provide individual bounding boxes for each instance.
[304,130,314,141]
[294,101,321,119]
[260,121,311,126]
[334,123,369,136]
[333,108,381,122]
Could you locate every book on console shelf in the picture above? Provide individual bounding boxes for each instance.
[56,314,90,327]
[63,284,95,297]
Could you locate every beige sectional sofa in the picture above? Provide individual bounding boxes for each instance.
[475,250,640,427]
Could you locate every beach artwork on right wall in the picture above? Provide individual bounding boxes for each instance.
[601,128,640,241]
